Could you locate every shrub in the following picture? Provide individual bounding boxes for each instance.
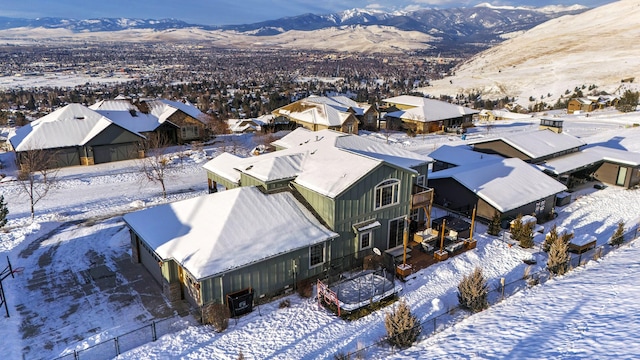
[543,224,559,252]
[384,300,420,348]
[279,299,291,308]
[202,302,230,332]
[518,221,535,248]
[547,236,569,276]
[609,221,625,247]
[297,279,314,298]
[457,267,488,313]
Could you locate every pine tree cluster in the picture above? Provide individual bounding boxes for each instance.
[547,235,569,276]
[487,211,501,236]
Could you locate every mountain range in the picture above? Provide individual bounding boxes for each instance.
[0,4,588,54]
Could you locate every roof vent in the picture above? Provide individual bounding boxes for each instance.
[74,116,85,120]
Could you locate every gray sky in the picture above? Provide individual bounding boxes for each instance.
[0,1,617,26]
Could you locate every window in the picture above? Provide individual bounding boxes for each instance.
[309,243,325,268]
[617,166,628,186]
[375,179,400,209]
[416,175,426,187]
[360,231,372,250]
[535,199,546,214]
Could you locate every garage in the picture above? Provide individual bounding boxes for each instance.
[93,143,139,164]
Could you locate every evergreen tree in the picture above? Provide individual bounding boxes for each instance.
[609,221,625,247]
[458,267,489,313]
[384,300,420,348]
[543,224,559,252]
[547,236,569,276]
[518,221,535,249]
[487,211,501,236]
[616,90,639,113]
[510,214,524,241]
[0,195,8,229]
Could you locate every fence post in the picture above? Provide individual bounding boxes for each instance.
[152,321,157,341]
[74,350,79,360]
[115,337,120,355]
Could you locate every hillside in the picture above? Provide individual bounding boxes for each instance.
[420,0,640,106]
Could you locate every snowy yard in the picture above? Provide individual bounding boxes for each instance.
[2,111,640,359]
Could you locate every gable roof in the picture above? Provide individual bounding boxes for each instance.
[90,100,172,134]
[205,128,428,198]
[383,95,478,123]
[538,145,640,175]
[428,157,567,212]
[145,99,208,125]
[471,129,586,160]
[428,144,502,167]
[273,96,361,127]
[123,187,338,280]
[9,103,143,151]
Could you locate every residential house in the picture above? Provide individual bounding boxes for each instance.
[427,157,567,222]
[381,95,478,134]
[226,118,261,133]
[271,95,376,133]
[470,128,585,164]
[478,109,533,122]
[133,127,433,307]
[124,186,338,307]
[567,95,619,114]
[90,98,211,145]
[538,146,640,189]
[9,103,145,168]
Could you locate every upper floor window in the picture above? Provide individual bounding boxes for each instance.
[375,179,400,209]
[416,175,426,187]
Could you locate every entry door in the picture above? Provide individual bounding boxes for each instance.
[388,217,405,248]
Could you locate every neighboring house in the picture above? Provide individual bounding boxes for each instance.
[91,98,211,144]
[429,144,503,172]
[90,99,180,145]
[478,109,533,122]
[381,95,478,134]
[427,157,567,222]
[226,118,261,133]
[124,186,338,307]
[9,103,145,168]
[567,95,619,114]
[271,95,374,134]
[470,128,585,164]
[538,146,640,189]
[191,128,433,304]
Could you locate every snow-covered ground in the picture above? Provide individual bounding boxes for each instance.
[2,110,640,359]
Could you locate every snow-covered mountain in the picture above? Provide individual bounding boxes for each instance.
[421,0,640,106]
[0,5,587,53]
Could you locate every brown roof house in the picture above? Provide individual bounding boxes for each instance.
[382,95,478,134]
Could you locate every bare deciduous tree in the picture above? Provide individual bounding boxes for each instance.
[16,148,58,219]
[139,134,173,198]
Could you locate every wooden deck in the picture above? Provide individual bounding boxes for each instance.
[400,238,475,273]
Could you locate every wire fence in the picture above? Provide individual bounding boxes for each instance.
[336,223,640,360]
[51,313,190,360]
[49,224,639,360]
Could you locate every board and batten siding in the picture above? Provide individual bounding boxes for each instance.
[198,240,330,305]
[207,171,239,190]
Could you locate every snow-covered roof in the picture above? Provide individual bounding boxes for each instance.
[145,99,208,125]
[471,129,585,160]
[428,157,567,212]
[335,134,432,169]
[274,96,362,127]
[9,103,143,151]
[428,144,502,167]
[304,95,366,116]
[123,187,338,280]
[202,152,243,184]
[383,95,478,122]
[205,128,426,198]
[538,146,640,175]
[90,100,168,134]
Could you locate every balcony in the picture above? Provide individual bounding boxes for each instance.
[412,184,433,210]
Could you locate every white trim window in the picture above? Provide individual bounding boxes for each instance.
[309,243,325,268]
[416,175,426,187]
[360,231,373,250]
[375,179,400,209]
[535,199,546,214]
